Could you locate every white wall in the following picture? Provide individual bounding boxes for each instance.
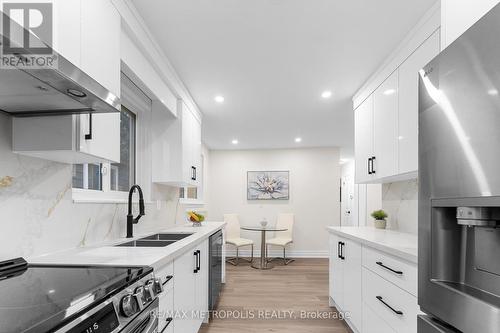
[0,112,209,261]
[207,147,340,257]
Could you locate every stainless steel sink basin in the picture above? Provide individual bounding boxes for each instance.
[115,240,176,247]
[139,233,193,241]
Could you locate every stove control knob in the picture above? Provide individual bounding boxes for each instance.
[120,293,139,317]
[153,278,164,294]
[134,286,146,309]
[143,281,154,302]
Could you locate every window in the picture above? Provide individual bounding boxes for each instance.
[72,163,102,190]
[71,107,137,195]
[72,73,152,203]
[111,107,136,192]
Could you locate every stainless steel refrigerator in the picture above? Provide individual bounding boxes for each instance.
[418,4,500,333]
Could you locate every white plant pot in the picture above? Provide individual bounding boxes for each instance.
[374,219,387,229]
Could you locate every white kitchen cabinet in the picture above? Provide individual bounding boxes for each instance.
[156,262,174,333]
[363,302,397,333]
[52,0,121,96]
[354,96,374,184]
[11,0,121,164]
[441,0,499,49]
[398,30,440,175]
[329,234,344,309]
[173,246,198,333]
[152,101,202,187]
[173,240,209,333]
[12,113,120,163]
[81,0,121,97]
[328,230,419,333]
[329,234,362,332]
[195,239,209,324]
[373,71,399,180]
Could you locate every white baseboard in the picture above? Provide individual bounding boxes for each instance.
[225,249,328,258]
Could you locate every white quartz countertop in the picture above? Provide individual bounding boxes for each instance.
[29,222,225,269]
[326,226,418,264]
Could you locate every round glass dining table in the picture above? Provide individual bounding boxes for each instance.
[240,226,288,269]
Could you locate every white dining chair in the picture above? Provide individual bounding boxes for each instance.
[224,214,254,265]
[266,213,294,265]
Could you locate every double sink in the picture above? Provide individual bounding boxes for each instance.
[116,233,193,248]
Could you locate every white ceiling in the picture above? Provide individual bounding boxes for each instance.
[131,0,437,155]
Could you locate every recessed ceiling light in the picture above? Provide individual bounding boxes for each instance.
[383,89,396,96]
[231,139,238,145]
[488,89,499,96]
[214,95,225,103]
[295,137,302,143]
[321,91,332,99]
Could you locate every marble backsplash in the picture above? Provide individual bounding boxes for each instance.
[382,179,418,234]
[0,113,183,261]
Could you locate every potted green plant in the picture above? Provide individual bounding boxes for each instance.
[371,209,388,229]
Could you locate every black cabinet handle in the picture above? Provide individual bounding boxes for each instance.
[376,261,403,275]
[371,156,376,174]
[84,114,93,140]
[376,296,403,315]
[196,249,201,271]
[160,318,173,333]
[191,166,196,181]
[193,251,199,273]
[337,242,341,259]
[340,242,345,260]
[162,275,173,286]
[368,158,372,174]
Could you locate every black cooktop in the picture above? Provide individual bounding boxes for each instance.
[0,258,152,333]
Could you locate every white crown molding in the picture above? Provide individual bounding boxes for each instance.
[111,0,202,122]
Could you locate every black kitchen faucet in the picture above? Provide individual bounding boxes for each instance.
[126,185,145,238]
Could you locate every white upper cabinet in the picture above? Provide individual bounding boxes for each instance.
[152,101,202,187]
[353,4,441,184]
[12,113,120,163]
[373,71,399,179]
[441,0,500,49]
[80,0,121,97]
[398,30,440,175]
[355,96,374,183]
[53,0,121,96]
[12,0,121,164]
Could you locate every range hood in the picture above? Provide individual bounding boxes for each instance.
[0,13,120,117]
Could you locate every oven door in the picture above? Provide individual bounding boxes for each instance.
[121,298,158,333]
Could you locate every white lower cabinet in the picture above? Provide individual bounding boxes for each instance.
[328,234,362,331]
[328,233,419,333]
[156,262,174,333]
[362,302,397,333]
[173,239,209,333]
[362,268,417,333]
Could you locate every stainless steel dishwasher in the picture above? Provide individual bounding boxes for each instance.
[209,229,223,311]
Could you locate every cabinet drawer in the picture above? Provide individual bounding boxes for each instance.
[362,246,417,296]
[362,267,418,333]
[158,291,174,333]
[155,262,174,293]
[363,302,397,333]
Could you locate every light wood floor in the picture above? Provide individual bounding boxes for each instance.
[199,258,352,333]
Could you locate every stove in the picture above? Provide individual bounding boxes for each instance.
[0,258,163,333]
